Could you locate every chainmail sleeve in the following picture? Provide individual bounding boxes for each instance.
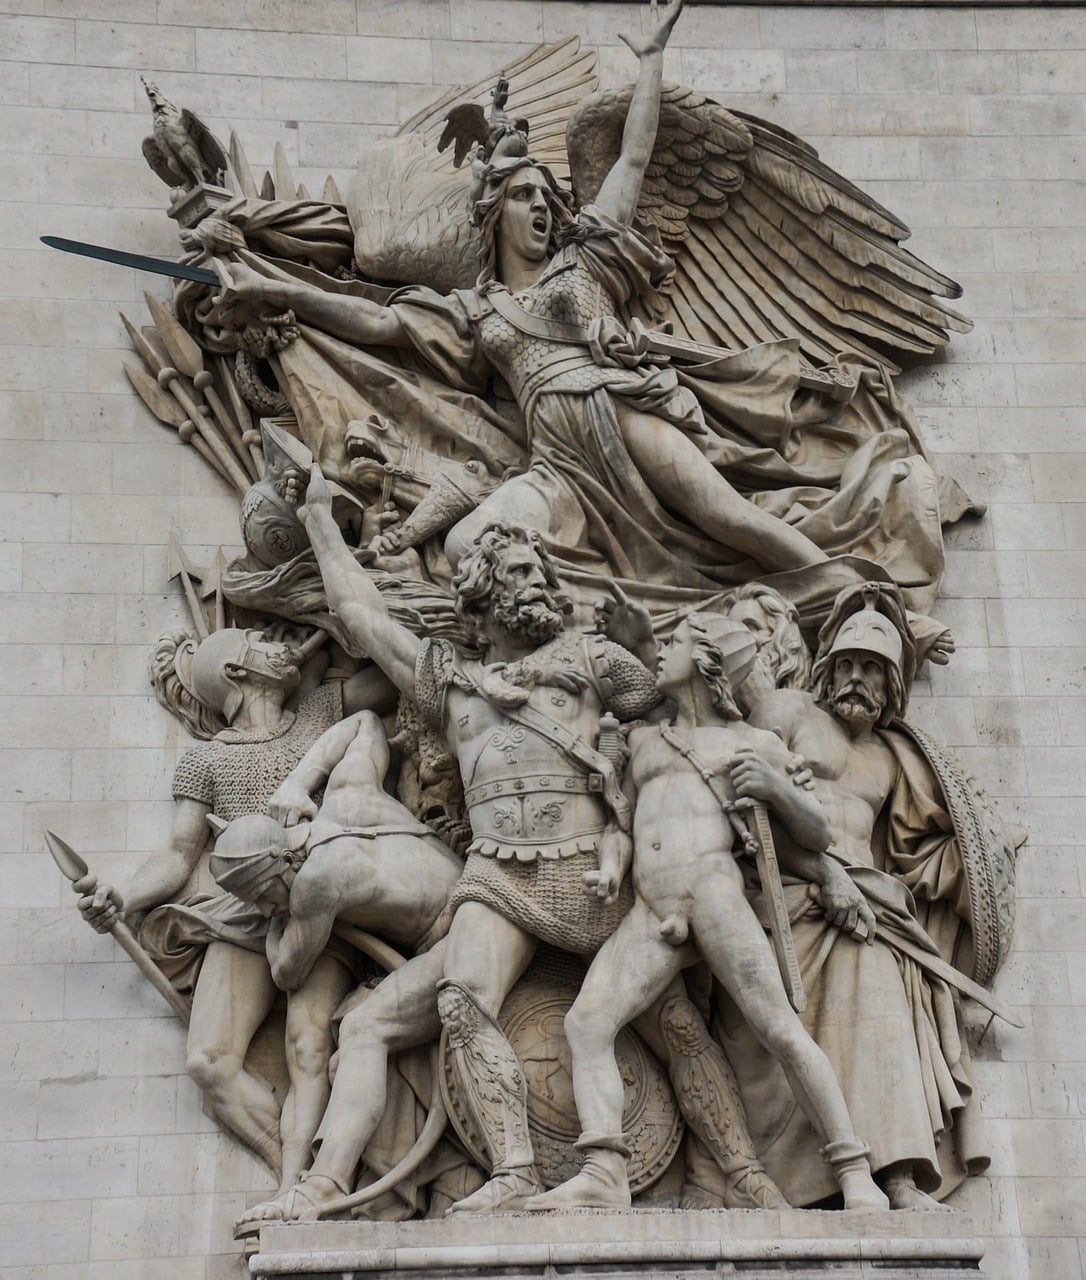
[171,743,216,807]
[414,636,458,733]
[588,636,662,722]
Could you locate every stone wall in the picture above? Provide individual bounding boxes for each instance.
[1,2,1083,1277]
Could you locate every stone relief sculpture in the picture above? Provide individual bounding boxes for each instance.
[49,0,1028,1257]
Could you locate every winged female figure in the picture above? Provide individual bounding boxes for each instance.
[208,0,968,636]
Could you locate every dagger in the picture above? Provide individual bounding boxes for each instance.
[40,235,219,286]
[45,829,192,1025]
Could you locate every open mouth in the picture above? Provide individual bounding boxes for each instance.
[531,215,549,236]
[346,436,388,465]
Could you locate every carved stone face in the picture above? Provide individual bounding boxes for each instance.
[655,620,696,696]
[497,168,553,266]
[829,651,888,730]
[229,631,303,693]
[252,871,292,918]
[729,596,774,646]
[487,541,564,644]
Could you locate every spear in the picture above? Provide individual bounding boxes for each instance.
[168,534,210,640]
[142,291,258,481]
[45,830,192,1025]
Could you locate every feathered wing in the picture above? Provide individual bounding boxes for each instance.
[567,84,971,372]
[348,36,597,292]
[180,109,228,184]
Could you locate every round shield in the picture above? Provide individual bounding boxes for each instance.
[440,948,683,1192]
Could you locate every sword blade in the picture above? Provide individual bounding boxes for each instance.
[40,236,219,286]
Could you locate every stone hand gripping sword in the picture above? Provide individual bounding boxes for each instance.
[656,725,806,1013]
[45,830,192,1024]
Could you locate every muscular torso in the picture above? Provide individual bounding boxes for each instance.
[751,690,896,868]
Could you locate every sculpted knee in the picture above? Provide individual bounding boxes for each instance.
[186,1046,242,1095]
[564,995,617,1050]
[287,1023,334,1078]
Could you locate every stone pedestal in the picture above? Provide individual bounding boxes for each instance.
[250,1209,986,1279]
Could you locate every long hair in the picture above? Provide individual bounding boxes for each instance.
[686,615,743,722]
[724,582,813,691]
[451,520,571,646]
[472,158,574,288]
[150,629,226,740]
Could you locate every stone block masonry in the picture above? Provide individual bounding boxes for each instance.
[1,4,1083,1278]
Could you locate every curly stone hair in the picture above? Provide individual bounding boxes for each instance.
[723,582,813,691]
[451,520,571,644]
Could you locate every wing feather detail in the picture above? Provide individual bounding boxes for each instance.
[567,84,970,368]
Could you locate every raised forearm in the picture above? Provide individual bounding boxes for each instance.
[302,496,420,696]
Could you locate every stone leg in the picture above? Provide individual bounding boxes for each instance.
[438,901,540,1214]
[186,940,281,1174]
[653,989,788,1210]
[234,943,446,1235]
[527,898,683,1211]
[687,877,888,1210]
[279,952,356,1190]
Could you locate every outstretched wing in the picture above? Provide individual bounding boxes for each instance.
[438,103,490,168]
[348,36,597,293]
[568,84,971,371]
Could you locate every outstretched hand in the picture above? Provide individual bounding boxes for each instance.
[593,578,657,663]
[619,0,684,59]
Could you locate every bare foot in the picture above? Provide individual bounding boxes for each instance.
[234,1171,348,1237]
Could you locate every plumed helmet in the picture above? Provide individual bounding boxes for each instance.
[207,813,307,900]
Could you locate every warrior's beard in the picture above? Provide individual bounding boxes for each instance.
[832,682,883,728]
[489,588,565,645]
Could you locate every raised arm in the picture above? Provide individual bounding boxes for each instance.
[594,0,684,225]
[299,466,421,699]
[212,259,407,348]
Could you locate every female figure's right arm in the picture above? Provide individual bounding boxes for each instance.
[213,260,408,348]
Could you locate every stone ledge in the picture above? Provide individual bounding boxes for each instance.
[250,1208,986,1278]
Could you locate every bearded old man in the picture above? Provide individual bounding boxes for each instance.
[292,464,662,1214]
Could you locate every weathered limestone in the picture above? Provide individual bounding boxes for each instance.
[3,3,1085,1279]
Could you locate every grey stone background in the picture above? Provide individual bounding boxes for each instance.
[1,2,1083,1277]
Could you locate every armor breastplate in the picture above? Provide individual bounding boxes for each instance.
[475,258,624,406]
[457,690,609,862]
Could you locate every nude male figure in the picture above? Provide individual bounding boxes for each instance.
[528,613,887,1212]
[208,710,465,1232]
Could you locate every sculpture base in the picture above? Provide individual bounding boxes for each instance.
[250,1208,986,1279]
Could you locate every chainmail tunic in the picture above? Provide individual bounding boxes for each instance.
[415,633,656,954]
[140,681,344,989]
[171,680,343,817]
